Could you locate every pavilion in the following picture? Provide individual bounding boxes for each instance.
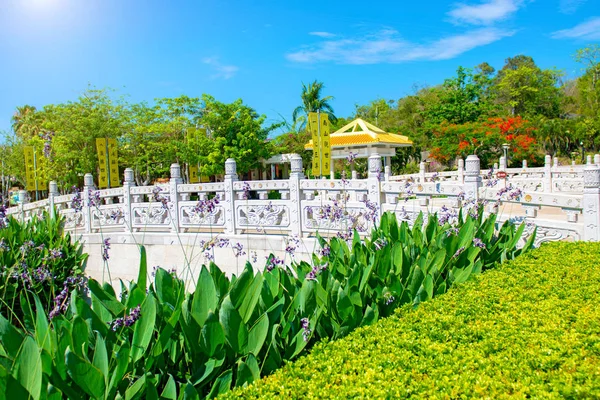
[304,118,413,178]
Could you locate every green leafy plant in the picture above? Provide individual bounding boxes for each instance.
[0,213,87,326]
[0,211,533,399]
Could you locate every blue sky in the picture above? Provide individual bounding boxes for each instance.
[1,0,599,137]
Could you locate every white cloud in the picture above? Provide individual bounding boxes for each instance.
[286,28,514,64]
[559,0,587,14]
[448,0,522,25]
[309,31,337,38]
[203,57,239,80]
[551,17,600,40]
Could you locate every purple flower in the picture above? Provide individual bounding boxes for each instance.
[346,152,357,165]
[101,238,111,261]
[241,182,251,200]
[216,238,230,248]
[0,194,8,229]
[109,209,123,221]
[41,131,55,160]
[194,197,219,215]
[251,251,258,264]
[110,305,142,331]
[152,186,169,210]
[362,199,378,223]
[204,251,214,262]
[71,187,83,212]
[445,227,459,237]
[319,244,330,258]
[32,267,51,282]
[384,293,395,305]
[265,254,284,272]
[300,317,311,342]
[472,238,486,249]
[453,246,465,258]
[232,242,245,257]
[49,284,69,319]
[88,190,101,208]
[373,238,387,251]
[285,235,300,257]
[0,238,9,252]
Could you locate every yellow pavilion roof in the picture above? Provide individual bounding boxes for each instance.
[304,118,412,149]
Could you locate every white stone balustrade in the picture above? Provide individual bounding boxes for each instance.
[6,153,600,244]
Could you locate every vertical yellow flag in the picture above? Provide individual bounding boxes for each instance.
[35,148,47,190]
[189,165,199,183]
[108,138,119,187]
[308,112,321,176]
[320,114,331,174]
[96,138,109,188]
[24,146,36,191]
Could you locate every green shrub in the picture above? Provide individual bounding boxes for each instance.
[0,211,531,399]
[226,242,600,399]
[0,214,88,326]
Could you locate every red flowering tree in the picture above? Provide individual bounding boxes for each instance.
[430,117,540,167]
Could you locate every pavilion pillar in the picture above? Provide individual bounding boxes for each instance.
[330,162,335,180]
[270,164,276,180]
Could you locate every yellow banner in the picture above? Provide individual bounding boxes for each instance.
[320,114,331,174]
[35,148,47,190]
[96,138,108,188]
[108,138,119,187]
[308,112,321,176]
[189,166,209,183]
[24,146,36,191]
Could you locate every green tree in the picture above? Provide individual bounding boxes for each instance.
[423,66,497,125]
[292,81,336,127]
[11,105,43,140]
[199,95,279,176]
[574,45,600,118]
[495,56,564,118]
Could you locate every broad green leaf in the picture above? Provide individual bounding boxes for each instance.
[200,312,225,358]
[247,313,269,356]
[66,348,106,399]
[71,316,89,358]
[0,314,24,360]
[124,374,145,400]
[131,295,157,363]
[160,375,177,400]
[92,334,108,384]
[191,266,217,327]
[33,295,51,354]
[137,245,148,292]
[206,369,232,399]
[219,296,248,355]
[236,354,260,388]
[88,279,126,316]
[14,336,42,400]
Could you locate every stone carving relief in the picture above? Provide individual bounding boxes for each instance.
[238,204,289,227]
[180,205,224,226]
[131,205,170,226]
[91,206,125,228]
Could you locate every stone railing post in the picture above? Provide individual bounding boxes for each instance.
[223,158,238,235]
[464,155,482,200]
[583,164,600,241]
[83,173,94,233]
[458,159,465,183]
[122,168,135,232]
[594,154,600,165]
[367,154,383,220]
[499,156,507,171]
[169,163,182,233]
[18,190,28,223]
[544,155,552,193]
[419,161,426,182]
[522,160,527,169]
[48,181,58,219]
[288,154,304,237]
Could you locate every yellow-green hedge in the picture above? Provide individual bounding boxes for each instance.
[224,242,600,399]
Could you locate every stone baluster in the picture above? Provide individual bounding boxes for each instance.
[257,191,269,200]
[169,164,182,233]
[48,181,58,219]
[18,190,28,223]
[464,155,482,200]
[553,157,559,168]
[594,154,600,165]
[499,156,507,171]
[522,160,527,169]
[83,173,94,233]
[288,154,304,237]
[587,155,592,165]
[223,158,238,235]
[419,161,426,183]
[583,164,600,241]
[122,168,135,232]
[544,155,552,193]
[458,159,465,184]
[367,154,383,220]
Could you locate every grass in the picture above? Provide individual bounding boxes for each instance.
[224,242,600,399]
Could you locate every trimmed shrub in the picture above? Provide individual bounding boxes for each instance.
[226,242,600,399]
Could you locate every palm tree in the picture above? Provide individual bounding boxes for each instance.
[11,105,41,139]
[292,81,336,127]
